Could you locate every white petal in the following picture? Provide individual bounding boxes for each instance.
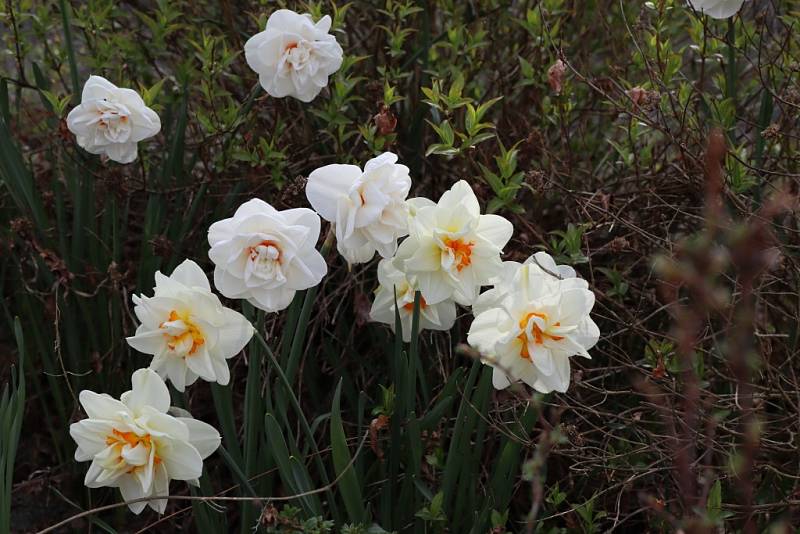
[141,409,190,442]
[368,287,396,325]
[160,440,204,481]
[169,260,211,291]
[558,287,595,324]
[476,214,513,250]
[689,0,745,19]
[404,238,440,272]
[177,417,221,459]
[572,317,600,355]
[104,142,138,164]
[213,308,254,358]
[118,474,149,514]
[70,420,114,460]
[415,271,453,305]
[306,164,362,221]
[533,355,571,393]
[79,390,129,420]
[233,198,280,220]
[428,299,456,331]
[437,180,480,219]
[406,197,436,218]
[81,75,118,100]
[185,346,217,381]
[126,329,166,356]
[148,462,170,514]
[248,286,295,313]
[468,308,512,353]
[163,357,188,392]
[451,265,480,306]
[125,369,171,414]
[531,346,555,376]
[281,207,321,248]
[122,442,150,466]
[492,368,512,390]
[285,247,327,289]
[213,267,248,299]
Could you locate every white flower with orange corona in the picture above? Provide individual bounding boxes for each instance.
[392,180,513,306]
[468,253,599,393]
[369,259,456,341]
[66,75,161,164]
[69,369,220,514]
[126,260,253,392]
[208,199,327,313]
[244,9,343,102]
[306,152,412,264]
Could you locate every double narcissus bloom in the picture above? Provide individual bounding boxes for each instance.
[688,0,746,19]
[126,260,253,392]
[369,259,456,342]
[468,252,599,393]
[306,152,412,264]
[244,9,344,102]
[69,369,221,514]
[208,198,327,313]
[66,75,161,164]
[393,180,513,306]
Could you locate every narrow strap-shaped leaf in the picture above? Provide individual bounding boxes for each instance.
[331,379,366,524]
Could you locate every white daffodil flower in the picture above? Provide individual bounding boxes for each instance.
[688,0,746,19]
[306,152,412,264]
[392,180,513,307]
[66,75,160,164]
[69,369,221,514]
[244,9,343,103]
[369,258,457,342]
[468,254,599,393]
[126,259,253,392]
[208,198,327,313]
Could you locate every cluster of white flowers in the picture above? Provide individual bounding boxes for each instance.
[66,7,604,515]
[65,10,343,512]
[71,259,253,513]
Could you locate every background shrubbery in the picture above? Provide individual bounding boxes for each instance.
[2,0,800,532]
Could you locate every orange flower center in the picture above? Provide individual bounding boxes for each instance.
[443,238,475,272]
[402,295,428,311]
[248,240,282,263]
[161,310,205,356]
[105,429,161,468]
[517,312,564,360]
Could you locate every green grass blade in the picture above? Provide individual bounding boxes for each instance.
[264,413,323,516]
[1,318,26,534]
[331,379,366,525]
[58,0,80,97]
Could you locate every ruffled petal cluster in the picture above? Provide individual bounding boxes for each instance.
[208,199,327,313]
[244,9,343,102]
[393,180,513,306]
[126,260,254,392]
[69,369,220,514]
[468,252,599,393]
[66,75,160,164]
[306,152,411,264]
[369,258,456,342]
